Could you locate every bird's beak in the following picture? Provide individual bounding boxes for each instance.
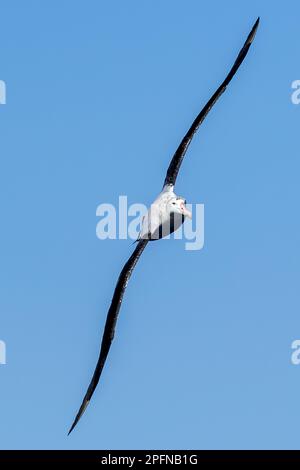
[181,203,192,219]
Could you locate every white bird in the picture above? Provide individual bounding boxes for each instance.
[138,185,192,241]
[68,17,260,434]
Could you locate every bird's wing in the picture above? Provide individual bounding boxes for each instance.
[163,17,260,187]
[68,239,148,434]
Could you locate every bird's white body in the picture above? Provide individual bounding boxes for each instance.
[138,184,192,240]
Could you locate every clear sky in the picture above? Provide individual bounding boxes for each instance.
[0,0,299,450]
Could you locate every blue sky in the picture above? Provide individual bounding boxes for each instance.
[0,0,300,450]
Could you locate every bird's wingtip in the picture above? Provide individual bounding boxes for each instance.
[67,399,90,436]
[67,418,78,436]
[67,420,78,436]
[248,17,260,44]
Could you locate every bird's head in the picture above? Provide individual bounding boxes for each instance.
[169,196,192,219]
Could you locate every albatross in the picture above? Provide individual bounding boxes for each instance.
[68,17,260,434]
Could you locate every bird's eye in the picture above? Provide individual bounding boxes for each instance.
[172,202,176,205]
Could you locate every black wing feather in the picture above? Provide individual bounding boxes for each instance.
[163,17,260,187]
[68,239,148,434]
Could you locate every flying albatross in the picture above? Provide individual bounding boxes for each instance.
[68,17,260,434]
